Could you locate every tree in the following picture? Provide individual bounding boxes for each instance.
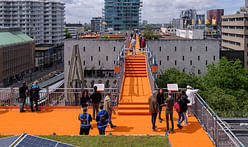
[143,25,153,40]
[65,28,72,39]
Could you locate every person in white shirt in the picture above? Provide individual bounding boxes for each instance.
[186,85,199,118]
[131,37,136,55]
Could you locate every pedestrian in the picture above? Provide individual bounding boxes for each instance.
[165,92,175,133]
[80,90,89,109]
[90,86,102,120]
[141,38,146,49]
[176,93,188,129]
[181,90,190,125]
[19,81,29,112]
[78,107,93,135]
[186,85,199,117]
[104,92,117,129]
[30,81,41,112]
[131,37,136,55]
[149,92,159,131]
[157,88,164,123]
[96,105,109,135]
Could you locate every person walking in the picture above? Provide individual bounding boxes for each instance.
[96,105,109,135]
[104,93,117,129]
[149,92,159,131]
[90,86,102,120]
[141,38,146,49]
[80,90,89,109]
[78,107,93,135]
[131,37,136,55]
[181,90,190,125]
[30,81,41,112]
[186,85,199,117]
[176,93,190,129]
[157,88,164,123]
[19,81,29,112]
[165,92,175,133]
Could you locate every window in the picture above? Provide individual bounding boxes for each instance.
[190,60,192,65]
[175,60,177,65]
[68,61,70,65]
[198,56,200,61]
[213,56,216,61]
[99,47,101,52]
[205,46,208,52]
[114,47,116,52]
[190,46,192,52]
[160,60,161,65]
[106,56,108,61]
[91,56,93,61]
[175,46,177,52]
[83,47,85,52]
[160,46,161,52]
[99,60,101,66]
[206,60,208,65]
[83,60,85,66]
[198,69,201,75]
[182,56,185,61]
[167,56,169,61]
[114,60,116,64]
[183,68,185,72]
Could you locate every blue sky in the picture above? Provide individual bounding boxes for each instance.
[61,0,244,24]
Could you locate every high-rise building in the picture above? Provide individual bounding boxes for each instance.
[91,17,103,33]
[0,0,65,45]
[207,9,224,25]
[103,0,142,31]
[180,9,205,29]
[65,24,83,38]
[221,1,248,69]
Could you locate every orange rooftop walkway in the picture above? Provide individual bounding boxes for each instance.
[0,36,214,147]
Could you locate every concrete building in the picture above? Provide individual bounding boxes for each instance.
[64,39,124,88]
[149,38,220,76]
[180,9,205,29]
[103,0,142,31]
[65,24,83,39]
[222,13,248,68]
[176,29,204,39]
[0,0,65,45]
[207,9,224,25]
[172,18,183,29]
[0,29,35,86]
[91,17,103,33]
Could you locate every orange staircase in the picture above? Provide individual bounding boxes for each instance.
[118,35,152,115]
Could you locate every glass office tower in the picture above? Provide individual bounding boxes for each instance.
[104,0,142,31]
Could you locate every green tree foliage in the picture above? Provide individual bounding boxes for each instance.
[156,57,248,117]
[85,26,91,32]
[143,25,153,40]
[65,28,72,39]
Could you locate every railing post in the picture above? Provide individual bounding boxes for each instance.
[46,88,49,106]
[10,88,14,106]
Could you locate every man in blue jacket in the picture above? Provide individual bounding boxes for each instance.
[30,81,41,112]
[78,107,92,135]
[96,105,109,135]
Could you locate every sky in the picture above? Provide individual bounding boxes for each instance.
[61,0,244,24]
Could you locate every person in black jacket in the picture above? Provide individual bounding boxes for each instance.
[157,88,164,123]
[90,86,102,120]
[177,91,190,129]
[80,90,89,109]
[181,90,190,125]
[30,81,41,112]
[19,81,29,112]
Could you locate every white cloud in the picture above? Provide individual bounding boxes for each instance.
[61,0,244,24]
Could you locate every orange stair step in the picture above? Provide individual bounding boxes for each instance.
[118,110,150,115]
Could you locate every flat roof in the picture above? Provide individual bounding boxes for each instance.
[0,31,34,47]
[35,46,53,51]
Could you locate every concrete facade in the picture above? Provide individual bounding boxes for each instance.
[222,13,248,68]
[64,39,124,88]
[148,39,220,76]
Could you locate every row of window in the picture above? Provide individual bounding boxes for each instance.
[222,33,248,38]
[222,26,248,30]
[223,17,248,22]
[159,46,208,52]
[222,39,241,46]
[83,46,116,52]
[158,57,216,66]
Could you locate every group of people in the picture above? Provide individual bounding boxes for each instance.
[19,81,41,112]
[78,86,117,135]
[130,32,146,55]
[149,86,199,133]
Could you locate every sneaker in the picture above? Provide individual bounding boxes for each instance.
[170,129,174,133]
[35,110,40,112]
[177,124,183,129]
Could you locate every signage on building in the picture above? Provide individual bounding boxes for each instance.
[167,84,179,91]
[94,84,105,91]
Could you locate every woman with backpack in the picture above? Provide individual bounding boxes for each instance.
[80,90,89,109]
[176,91,190,129]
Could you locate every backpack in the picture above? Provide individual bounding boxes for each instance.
[174,102,180,113]
[82,114,89,125]
[99,112,106,125]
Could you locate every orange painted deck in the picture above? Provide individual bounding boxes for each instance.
[0,36,215,147]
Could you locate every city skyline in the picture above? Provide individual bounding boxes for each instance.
[62,0,244,24]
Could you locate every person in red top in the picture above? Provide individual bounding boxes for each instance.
[141,39,146,48]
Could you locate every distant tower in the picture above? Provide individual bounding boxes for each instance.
[246,0,248,7]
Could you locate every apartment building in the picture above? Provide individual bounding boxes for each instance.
[0,0,65,45]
